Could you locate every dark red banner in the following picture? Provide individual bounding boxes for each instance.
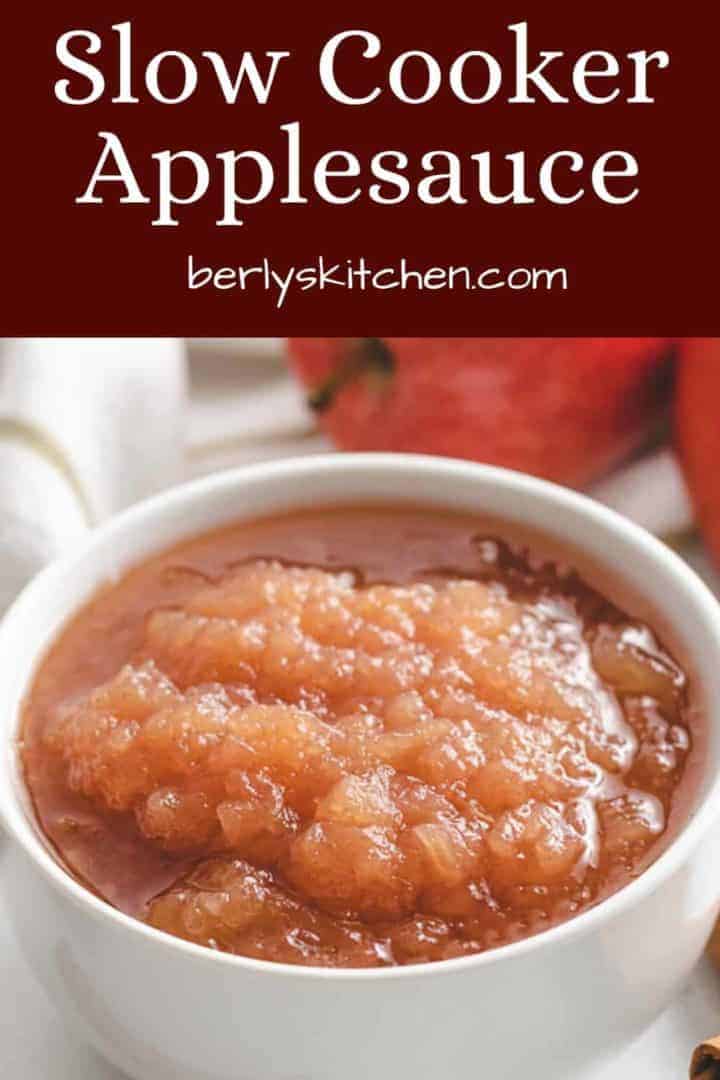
[2,4,716,335]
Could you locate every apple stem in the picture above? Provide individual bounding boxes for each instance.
[308,338,394,413]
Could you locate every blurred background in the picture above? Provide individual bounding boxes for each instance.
[0,336,717,615]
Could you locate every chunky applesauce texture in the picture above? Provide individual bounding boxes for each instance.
[22,510,693,968]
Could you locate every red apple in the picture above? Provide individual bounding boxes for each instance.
[289,338,672,488]
[676,338,720,566]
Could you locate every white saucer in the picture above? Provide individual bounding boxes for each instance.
[2,841,718,1080]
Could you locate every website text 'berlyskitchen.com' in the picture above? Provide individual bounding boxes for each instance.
[187,256,569,308]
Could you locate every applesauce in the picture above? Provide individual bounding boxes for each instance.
[21,507,698,968]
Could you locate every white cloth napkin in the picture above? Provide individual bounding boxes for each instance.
[0,337,706,616]
[0,339,186,612]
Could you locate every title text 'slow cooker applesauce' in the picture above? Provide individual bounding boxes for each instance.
[21,508,698,968]
[61,25,670,224]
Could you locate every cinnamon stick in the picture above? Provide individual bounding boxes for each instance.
[689,920,720,1076]
[708,918,720,970]
[690,1037,720,1079]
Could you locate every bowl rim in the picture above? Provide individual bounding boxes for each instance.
[2,451,720,983]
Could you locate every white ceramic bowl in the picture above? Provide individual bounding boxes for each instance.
[2,454,720,1080]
